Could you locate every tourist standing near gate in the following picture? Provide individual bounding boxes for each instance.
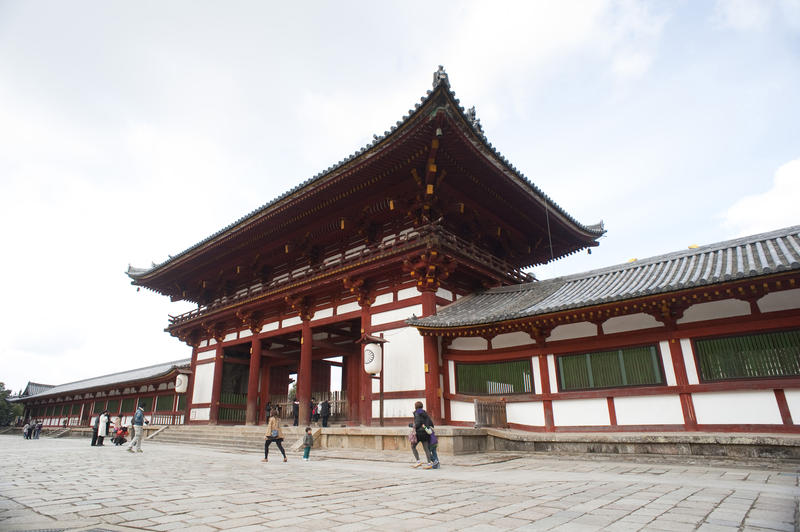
[96,411,109,446]
[127,406,149,453]
[263,410,287,462]
[34,420,43,439]
[320,399,331,428]
[90,413,100,446]
[292,399,299,426]
[22,422,29,439]
[302,427,313,461]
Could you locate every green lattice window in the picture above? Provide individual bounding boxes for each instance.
[177,394,187,411]
[70,403,81,415]
[106,399,120,414]
[558,345,663,391]
[456,360,532,395]
[120,398,135,413]
[137,396,153,411]
[156,394,174,412]
[92,400,105,414]
[695,329,800,382]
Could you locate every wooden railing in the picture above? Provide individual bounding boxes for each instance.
[474,399,508,428]
[169,224,533,325]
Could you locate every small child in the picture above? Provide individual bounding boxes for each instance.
[302,427,313,461]
[429,430,440,469]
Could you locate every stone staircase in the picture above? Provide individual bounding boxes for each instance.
[149,424,309,454]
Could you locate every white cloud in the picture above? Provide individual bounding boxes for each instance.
[713,0,772,30]
[721,157,800,236]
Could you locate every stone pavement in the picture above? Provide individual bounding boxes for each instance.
[1,435,798,531]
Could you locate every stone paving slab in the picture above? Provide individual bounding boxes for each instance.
[0,435,798,531]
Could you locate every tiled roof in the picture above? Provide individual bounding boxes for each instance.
[128,67,603,280]
[22,382,55,396]
[409,225,800,329]
[17,359,191,401]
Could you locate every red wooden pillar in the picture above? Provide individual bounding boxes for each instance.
[185,345,198,424]
[245,338,262,425]
[298,319,313,425]
[360,304,373,425]
[259,364,271,424]
[420,290,442,425]
[668,338,697,430]
[345,350,360,424]
[209,342,224,425]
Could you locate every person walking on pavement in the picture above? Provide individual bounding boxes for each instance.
[127,405,149,453]
[263,409,287,462]
[320,399,331,428]
[409,401,435,469]
[33,420,43,439]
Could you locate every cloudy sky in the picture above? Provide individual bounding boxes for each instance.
[1,1,798,395]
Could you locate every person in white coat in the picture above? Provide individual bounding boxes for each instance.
[96,410,109,446]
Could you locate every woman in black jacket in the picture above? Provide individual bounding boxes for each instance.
[410,401,434,468]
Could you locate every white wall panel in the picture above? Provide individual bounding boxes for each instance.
[196,350,215,361]
[531,356,542,395]
[693,391,782,425]
[492,332,534,349]
[262,321,279,332]
[314,307,333,320]
[448,360,456,395]
[282,316,302,327]
[549,321,597,342]
[372,304,422,326]
[658,341,677,386]
[547,354,558,394]
[224,332,237,342]
[239,329,252,339]
[436,288,453,301]
[190,407,210,421]
[374,398,424,418]
[784,390,800,422]
[758,289,800,313]
[450,400,475,422]
[450,337,488,351]
[374,293,393,306]
[397,287,418,301]
[680,339,699,385]
[383,327,426,392]
[553,398,610,426]
[677,299,750,324]
[507,401,545,426]
[603,313,661,334]
[192,363,214,404]
[615,395,684,425]
[336,301,360,315]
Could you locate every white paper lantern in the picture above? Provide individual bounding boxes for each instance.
[363,343,382,374]
[175,374,189,393]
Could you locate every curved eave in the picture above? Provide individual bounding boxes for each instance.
[129,72,604,287]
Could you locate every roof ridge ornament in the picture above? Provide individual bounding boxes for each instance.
[466,106,484,136]
[432,65,449,89]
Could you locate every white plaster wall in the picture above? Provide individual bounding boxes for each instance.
[374,293,393,306]
[677,299,750,324]
[658,341,677,386]
[208,339,217,346]
[784,390,800,422]
[450,400,475,423]
[240,329,252,339]
[397,287,418,301]
[200,340,208,348]
[263,321,279,332]
[758,289,800,313]
[492,332,534,349]
[614,395,684,425]
[372,304,422,326]
[549,321,597,342]
[680,338,699,385]
[192,363,214,404]
[547,354,558,393]
[448,360,456,396]
[450,337,488,351]
[282,316,302,327]
[374,398,423,418]
[336,301,360,315]
[224,332,237,342]
[507,401,545,426]
[436,288,453,301]
[383,327,426,392]
[531,356,542,394]
[190,407,210,421]
[693,390,783,424]
[603,313,661,334]
[197,350,215,361]
[553,398,610,426]
[314,307,333,320]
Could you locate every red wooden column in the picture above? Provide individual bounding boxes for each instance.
[259,364,271,424]
[209,340,224,425]
[668,338,697,430]
[298,319,313,425]
[420,289,442,425]
[245,337,262,425]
